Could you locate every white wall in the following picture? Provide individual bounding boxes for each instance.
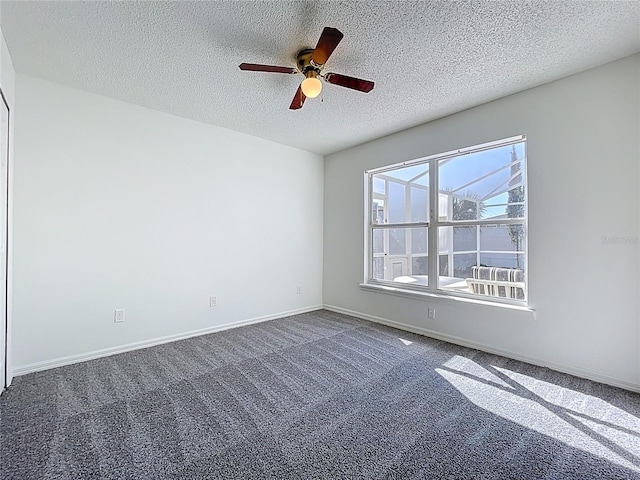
[0,25,15,387]
[12,75,323,371]
[324,54,640,391]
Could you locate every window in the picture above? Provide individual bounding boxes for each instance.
[365,136,527,304]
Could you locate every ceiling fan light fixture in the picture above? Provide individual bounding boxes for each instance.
[301,76,322,98]
[239,27,374,110]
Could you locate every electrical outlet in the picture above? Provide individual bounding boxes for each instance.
[209,296,217,307]
[296,286,301,295]
[428,307,436,320]
[114,309,125,323]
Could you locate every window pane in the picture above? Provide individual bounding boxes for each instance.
[381,163,429,182]
[453,226,477,252]
[437,253,476,293]
[370,226,429,286]
[439,254,449,276]
[452,253,476,278]
[372,199,385,224]
[436,226,476,280]
[410,187,428,222]
[373,229,384,254]
[479,253,525,270]
[411,227,427,254]
[371,164,429,225]
[411,257,428,275]
[438,225,451,254]
[438,223,526,298]
[479,224,525,252]
[504,185,525,220]
[389,228,406,255]
[373,177,385,194]
[439,142,525,222]
[438,193,449,221]
[388,181,405,223]
[373,257,384,280]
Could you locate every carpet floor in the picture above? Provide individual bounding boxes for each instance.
[1,309,639,479]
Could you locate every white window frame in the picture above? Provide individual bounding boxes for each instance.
[364,135,528,307]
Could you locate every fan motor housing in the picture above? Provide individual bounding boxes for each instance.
[296,48,321,75]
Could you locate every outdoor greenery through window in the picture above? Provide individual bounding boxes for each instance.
[366,136,527,304]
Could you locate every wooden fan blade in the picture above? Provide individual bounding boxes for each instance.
[325,73,374,93]
[311,27,343,66]
[239,63,298,74]
[290,85,306,110]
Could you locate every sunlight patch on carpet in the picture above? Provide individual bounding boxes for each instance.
[436,365,640,473]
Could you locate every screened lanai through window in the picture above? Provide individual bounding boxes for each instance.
[367,137,527,303]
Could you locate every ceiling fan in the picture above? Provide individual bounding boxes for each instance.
[239,27,375,110]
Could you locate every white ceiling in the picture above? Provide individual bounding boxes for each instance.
[1,1,639,155]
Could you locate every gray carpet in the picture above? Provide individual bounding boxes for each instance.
[1,309,639,479]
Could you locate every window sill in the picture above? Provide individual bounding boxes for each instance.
[359,283,535,312]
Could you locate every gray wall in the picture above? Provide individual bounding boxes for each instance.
[323,54,640,391]
[11,75,324,372]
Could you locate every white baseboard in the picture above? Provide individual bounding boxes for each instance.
[13,303,639,394]
[323,304,640,394]
[13,305,324,376]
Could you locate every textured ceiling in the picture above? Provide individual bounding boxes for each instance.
[1,1,639,155]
